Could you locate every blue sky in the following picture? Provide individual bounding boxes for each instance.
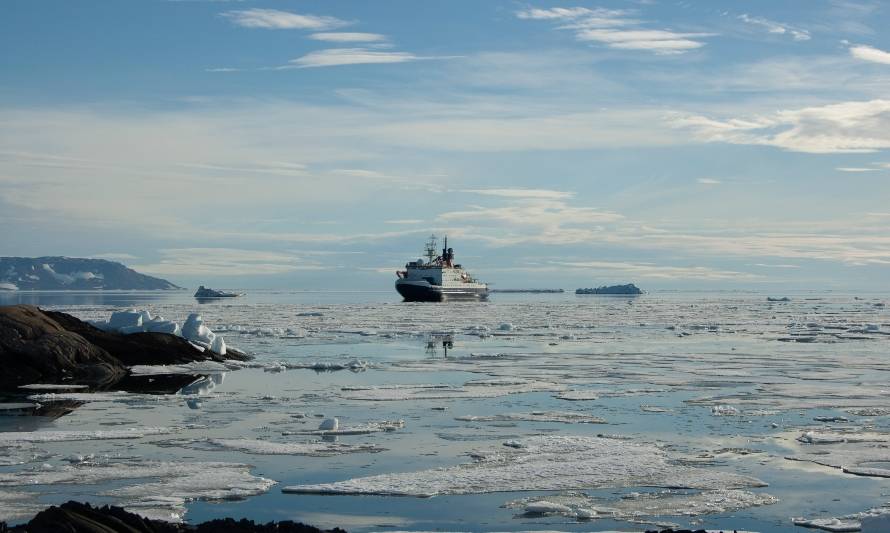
[1,0,889,290]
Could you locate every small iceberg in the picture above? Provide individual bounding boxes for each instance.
[194,285,243,298]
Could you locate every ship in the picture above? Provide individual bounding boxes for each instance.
[395,235,488,302]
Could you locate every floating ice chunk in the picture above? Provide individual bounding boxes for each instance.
[507,489,778,522]
[555,390,600,401]
[0,427,178,446]
[319,417,339,431]
[206,438,384,456]
[145,320,180,335]
[846,408,890,417]
[792,517,861,532]
[641,405,672,413]
[118,325,146,335]
[524,501,572,515]
[711,405,741,416]
[797,431,847,444]
[283,435,767,497]
[454,411,606,424]
[87,319,114,331]
[339,379,564,401]
[128,361,230,375]
[17,383,89,390]
[286,420,406,436]
[498,322,514,331]
[210,335,226,356]
[108,310,143,331]
[814,416,849,423]
[843,466,890,478]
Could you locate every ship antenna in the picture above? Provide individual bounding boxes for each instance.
[424,234,438,263]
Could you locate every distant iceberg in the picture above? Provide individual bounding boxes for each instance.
[194,286,242,298]
[576,283,643,295]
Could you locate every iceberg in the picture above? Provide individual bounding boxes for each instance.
[91,310,228,356]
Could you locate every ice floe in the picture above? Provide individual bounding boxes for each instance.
[504,489,778,522]
[17,383,90,390]
[283,435,766,497]
[339,379,565,401]
[283,419,405,436]
[0,427,178,446]
[205,438,384,456]
[554,390,600,401]
[128,361,232,375]
[793,507,890,532]
[454,411,606,424]
[0,490,43,522]
[0,458,275,522]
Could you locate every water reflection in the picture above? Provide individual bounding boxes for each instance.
[179,373,226,396]
[425,334,453,357]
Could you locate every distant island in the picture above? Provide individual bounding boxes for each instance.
[490,289,565,293]
[0,257,180,290]
[576,283,643,295]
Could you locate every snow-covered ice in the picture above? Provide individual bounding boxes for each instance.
[505,489,778,522]
[0,427,178,446]
[205,438,384,456]
[454,411,606,424]
[283,435,767,497]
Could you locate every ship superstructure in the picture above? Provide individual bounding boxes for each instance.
[395,235,488,302]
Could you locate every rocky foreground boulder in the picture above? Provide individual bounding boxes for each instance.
[0,501,346,533]
[0,305,248,389]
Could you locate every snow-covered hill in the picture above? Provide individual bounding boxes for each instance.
[0,257,181,290]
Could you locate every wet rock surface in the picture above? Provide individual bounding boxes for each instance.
[0,501,345,533]
[0,305,248,389]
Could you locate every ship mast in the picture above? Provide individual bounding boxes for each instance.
[424,234,438,264]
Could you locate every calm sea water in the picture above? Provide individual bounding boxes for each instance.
[1,289,888,532]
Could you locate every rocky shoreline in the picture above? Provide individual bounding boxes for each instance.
[0,501,345,533]
[0,305,250,390]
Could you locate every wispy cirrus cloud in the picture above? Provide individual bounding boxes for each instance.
[284,48,421,68]
[309,32,387,43]
[849,44,890,65]
[459,188,574,200]
[222,8,349,30]
[671,99,890,153]
[517,6,714,54]
[132,248,322,276]
[738,14,810,41]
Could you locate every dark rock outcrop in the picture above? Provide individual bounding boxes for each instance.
[0,305,127,388]
[0,257,181,290]
[0,501,347,533]
[0,305,249,389]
